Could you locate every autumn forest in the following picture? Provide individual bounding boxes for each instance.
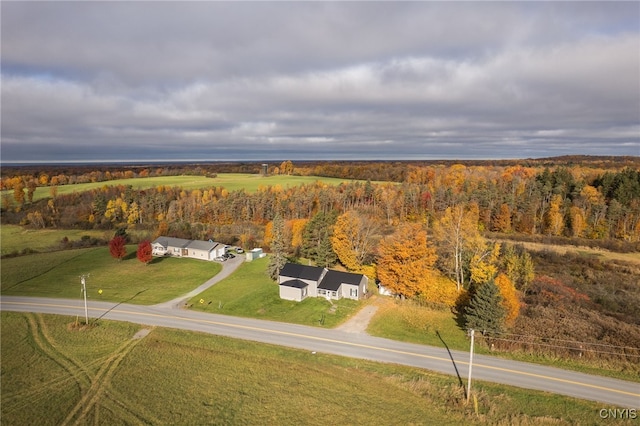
[2,156,639,370]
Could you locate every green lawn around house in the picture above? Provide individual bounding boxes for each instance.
[4,173,370,204]
[188,256,361,328]
[1,311,613,426]
[0,246,220,305]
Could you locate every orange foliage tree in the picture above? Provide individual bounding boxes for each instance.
[377,223,437,299]
[136,240,153,264]
[109,236,127,261]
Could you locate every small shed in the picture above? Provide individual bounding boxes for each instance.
[245,248,264,261]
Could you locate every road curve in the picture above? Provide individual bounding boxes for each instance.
[1,296,638,408]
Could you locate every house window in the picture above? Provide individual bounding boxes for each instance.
[331,291,337,298]
[319,289,326,296]
[350,288,358,298]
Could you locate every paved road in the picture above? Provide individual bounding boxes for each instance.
[1,296,638,408]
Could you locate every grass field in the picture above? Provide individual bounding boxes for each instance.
[1,311,616,425]
[0,246,220,305]
[188,257,361,328]
[4,173,364,203]
[1,224,110,256]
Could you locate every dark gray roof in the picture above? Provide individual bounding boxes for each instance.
[279,279,308,289]
[319,270,364,291]
[187,240,219,251]
[152,236,191,249]
[280,263,326,281]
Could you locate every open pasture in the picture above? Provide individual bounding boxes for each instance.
[1,311,609,425]
[1,224,109,256]
[5,173,363,203]
[0,246,220,305]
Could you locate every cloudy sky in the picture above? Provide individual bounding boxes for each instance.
[2,2,639,163]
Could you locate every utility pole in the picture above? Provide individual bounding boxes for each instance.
[467,328,475,403]
[80,274,89,325]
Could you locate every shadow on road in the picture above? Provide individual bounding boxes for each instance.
[94,289,148,323]
[436,330,464,391]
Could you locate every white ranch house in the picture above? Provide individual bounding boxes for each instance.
[151,236,226,261]
[278,263,368,302]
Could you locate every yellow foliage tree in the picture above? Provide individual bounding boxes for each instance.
[569,206,587,237]
[545,194,565,236]
[470,242,501,285]
[419,273,459,307]
[377,223,437,299]
[432,204,483,291]
[288,218,309,251]
[263,221,274,247]
[331,210,375,271]
[494,273,520,326]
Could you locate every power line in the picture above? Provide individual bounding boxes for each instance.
[489,330,640,351]
[487,336,640,358]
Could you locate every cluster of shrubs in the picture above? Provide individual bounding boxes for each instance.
[58,235,107,250]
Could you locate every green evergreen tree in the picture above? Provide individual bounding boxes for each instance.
[302,211,337,267]
[267,213,288,280]
[463,280,506,336]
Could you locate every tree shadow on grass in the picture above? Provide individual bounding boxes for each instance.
[122,251,137,261]
[148,256,166,265]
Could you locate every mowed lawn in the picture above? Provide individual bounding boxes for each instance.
[8,173,365,203]
[0,246,220,305]
[1,311,607,426]
[189,256,361,328]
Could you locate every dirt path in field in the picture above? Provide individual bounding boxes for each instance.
[493,238,640,265]
[153,255,245,309]
[335,296,386,334]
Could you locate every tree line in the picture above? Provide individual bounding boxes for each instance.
[2,159,638,346]
[4,162,639,244]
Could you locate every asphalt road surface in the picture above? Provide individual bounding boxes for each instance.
[2,296,638,408]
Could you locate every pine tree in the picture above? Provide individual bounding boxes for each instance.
[267,213,288,280]
[463,280,506,336]
[302,211,337,267]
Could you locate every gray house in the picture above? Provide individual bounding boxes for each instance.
[278,263,367,302]
[151,236,225,261]
[318,270,367,301]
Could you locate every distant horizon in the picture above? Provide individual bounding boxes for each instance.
[2,154,638,168]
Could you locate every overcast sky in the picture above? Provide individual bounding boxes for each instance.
[1,2,639,163]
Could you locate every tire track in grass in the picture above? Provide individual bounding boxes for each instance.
[3,314,93,415]
[102,388,165,425]
[60,330,153,426]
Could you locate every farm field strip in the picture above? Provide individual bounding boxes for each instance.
[2,173,375,203]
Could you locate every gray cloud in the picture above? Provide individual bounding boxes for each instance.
[1,2,638,162]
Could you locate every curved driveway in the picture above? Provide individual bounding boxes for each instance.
[1,295,638,408]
